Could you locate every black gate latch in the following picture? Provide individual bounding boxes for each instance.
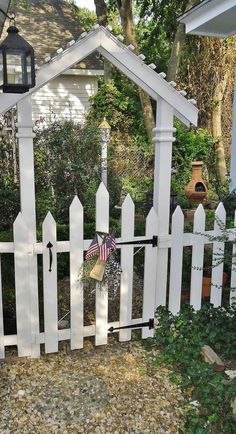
[116,236,157,247]
[108,318,154,333]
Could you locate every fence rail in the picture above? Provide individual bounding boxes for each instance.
[0,184,235,359]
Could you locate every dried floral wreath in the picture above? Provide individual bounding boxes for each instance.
[80,231,122,298]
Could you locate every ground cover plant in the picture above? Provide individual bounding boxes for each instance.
[152,303,236,433]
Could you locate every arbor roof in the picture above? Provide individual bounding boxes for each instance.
[0,0,11,37]
[0,26,198,126]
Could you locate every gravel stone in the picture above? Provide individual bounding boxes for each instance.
[0,340,187,433]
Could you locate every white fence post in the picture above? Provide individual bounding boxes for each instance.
[0,256,4,359]
[95,183,109,346]
[230,210,236,305]
[190,205,206,311]
[14,213,32,357]
[153,98,175,308]
[142,207,158,339]
[119,194,135,342]
[211,203,226,307]
[17,96,40,358]
[70,196,84,350]
[43,212,58,353]
[16,96,36,239]
[168,206,184,315]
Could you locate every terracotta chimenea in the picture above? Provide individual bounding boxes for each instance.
[185,161,207,204]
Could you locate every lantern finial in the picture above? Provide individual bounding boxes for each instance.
[99,117,111,130]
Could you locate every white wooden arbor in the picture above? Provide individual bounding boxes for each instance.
[0,26,198,357]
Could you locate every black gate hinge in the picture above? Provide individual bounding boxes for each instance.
[116,236,157,248]
[108,318,154,333]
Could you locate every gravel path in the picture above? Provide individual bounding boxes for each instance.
[0,340,187,433]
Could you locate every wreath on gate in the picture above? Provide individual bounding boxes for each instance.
[80,231,122,298]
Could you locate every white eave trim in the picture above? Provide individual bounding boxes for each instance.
[179,0,236,37]
[179,0,212,22]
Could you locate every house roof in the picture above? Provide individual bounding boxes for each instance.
[0,0,10,36]
[2,0,103,70]
[179,0,236,37]
[0,26,198,126]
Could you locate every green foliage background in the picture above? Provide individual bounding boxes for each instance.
[34,120,102,223]
[153,304,236,433]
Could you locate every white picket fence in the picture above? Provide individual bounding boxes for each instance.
[0,183,235,359]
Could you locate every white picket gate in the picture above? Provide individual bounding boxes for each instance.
[0,184,235,359]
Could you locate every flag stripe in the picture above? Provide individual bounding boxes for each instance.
[99,233,116,261]
[85,235,99,260]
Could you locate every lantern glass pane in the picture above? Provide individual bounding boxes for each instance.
[6,52,24,84]
[0,52,3,87]
[26,54,32,85]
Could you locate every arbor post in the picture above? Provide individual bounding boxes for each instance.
[16,96,40,358]
[153,98,176,307]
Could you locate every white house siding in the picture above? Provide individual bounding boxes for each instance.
[32,74,98,125]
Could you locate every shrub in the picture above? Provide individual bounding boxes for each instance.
[0,186,20,229]
[34,120,102,224]
[153,304,236,433]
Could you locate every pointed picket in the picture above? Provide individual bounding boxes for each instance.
[42,212,58,353]
[210,203,226,307]
[230,210,236,305]
[95,183,109,346]
[169,206,184,315]
[190,205,206,310]
[0,256,4,359]
[119,194,135,341]
[142,207,158,338]
[14,213,32,357]
[70,196,84,349]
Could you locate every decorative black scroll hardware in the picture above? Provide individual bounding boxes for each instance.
[46,241,53,272]
[116,236,157,247]
[108,318,154,333]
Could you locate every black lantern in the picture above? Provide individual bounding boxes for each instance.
[0,23,35,93]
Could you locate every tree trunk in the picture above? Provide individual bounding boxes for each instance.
[94,0,108,26]
[167,0,199,82]
[94,0,113,82]
[117,0,155,141]
[212,70,230,182]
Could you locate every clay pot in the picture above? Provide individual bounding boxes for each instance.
[185,161,207,204]
[202,272,228,299]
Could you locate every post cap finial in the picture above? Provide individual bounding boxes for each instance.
[99,118,111,130]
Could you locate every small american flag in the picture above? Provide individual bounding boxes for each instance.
[85,235,99,260]
[99,233,116,261]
